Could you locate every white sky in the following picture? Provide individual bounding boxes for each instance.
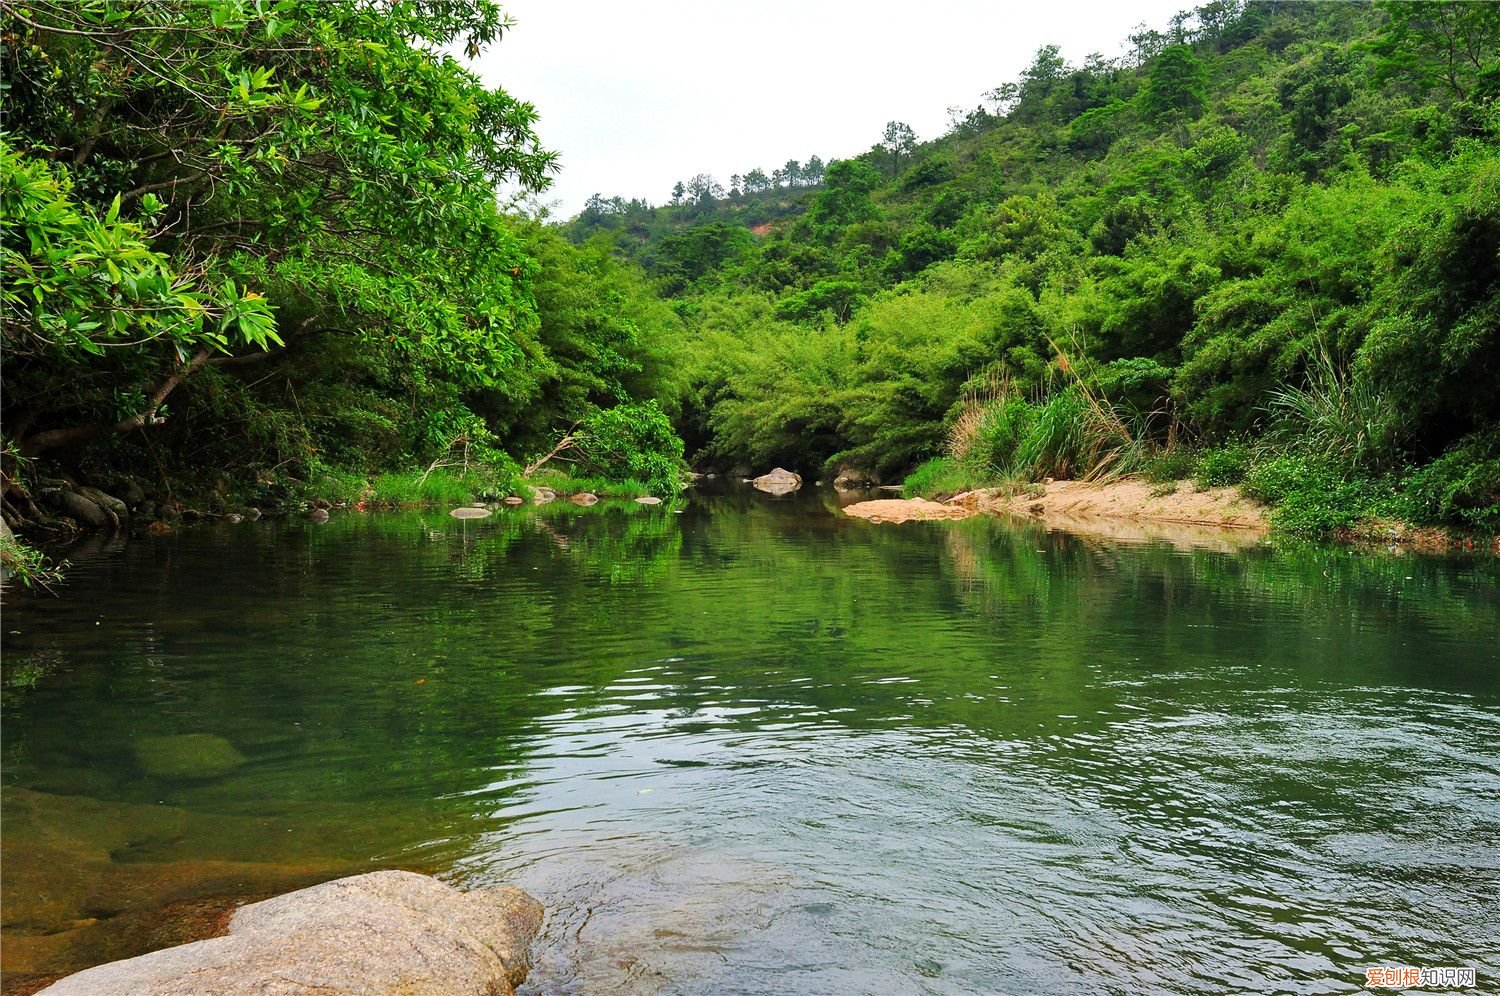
[464,1,1191,218]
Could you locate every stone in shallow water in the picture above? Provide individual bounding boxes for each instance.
[634,496,662,505]
[449,506,491,519]
[752,468,802,495]
[134,734,247,780]
[570,492,599,506]
[37,870,543,996]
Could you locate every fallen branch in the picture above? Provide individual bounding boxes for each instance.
[417,436,469,486]
[523,432,578,478]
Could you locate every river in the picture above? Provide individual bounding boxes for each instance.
[3,489,1497,994]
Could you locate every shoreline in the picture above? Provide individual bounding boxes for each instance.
[843,479,1498,556]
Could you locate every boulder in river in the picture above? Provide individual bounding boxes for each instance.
[49,490,112,529]
[449,507,491,519]
[134,733,247,780]
[634,496,662,505]
[78,486,129,521]
[570,492,599,506]
[37,870,543,996]
[752,468,802,496]
[532,488,556,505]
[502,496,525,506]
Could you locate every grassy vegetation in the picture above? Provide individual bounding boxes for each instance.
[0,532,65,593]
[527,470,661,499]
[902,369,1498,541]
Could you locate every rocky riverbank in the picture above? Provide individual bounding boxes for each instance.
[34,871,541,996]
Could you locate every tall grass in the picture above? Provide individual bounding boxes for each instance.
[370,469,481,507]
[952,381,1153,484]
[1264,344,1404,474]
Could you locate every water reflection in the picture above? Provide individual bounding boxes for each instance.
[2,492,1497,994]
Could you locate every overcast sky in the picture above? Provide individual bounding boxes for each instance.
[464,1,1191,218]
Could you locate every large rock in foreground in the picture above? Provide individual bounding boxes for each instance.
[38,870,543,995]
[752,467,802,495]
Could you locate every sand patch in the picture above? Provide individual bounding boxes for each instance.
[977,479,1267,530]
[841,498,977,524]
[845,479,1268,535]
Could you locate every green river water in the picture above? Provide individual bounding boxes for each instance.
[2,489,1497,994]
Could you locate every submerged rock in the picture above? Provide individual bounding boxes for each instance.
[134,734,247,780]
[502,496,525,506]
[752,467,802,496]
[306,508,330,523]
[449,507,491,519]
[634,496,662,505]
[532,487,556,505]
[570,492,599,506]
[37,870,543,996]
[833,467,874,490]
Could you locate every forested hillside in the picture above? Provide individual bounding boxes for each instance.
[574,0,1499,534]
[2,0,1497,554]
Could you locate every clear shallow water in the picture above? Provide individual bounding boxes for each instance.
[3,490,1498,994]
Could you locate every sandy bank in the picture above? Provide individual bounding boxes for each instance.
[845,479,1267,533]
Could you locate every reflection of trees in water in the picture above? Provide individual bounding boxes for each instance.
[3,499,1497,988]
[940,517,1498,693]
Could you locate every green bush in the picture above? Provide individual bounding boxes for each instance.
[902,457,990,499]
[1143,448,1197,484]
[1194,443,1251,488]
[0,534,65,592]
[576,401,686,496]
[1241,454,1313,506]
[1403,431,1500,531]
[303,465,372,505]
[1243,453,1407,535]
[1264,347,1405,475]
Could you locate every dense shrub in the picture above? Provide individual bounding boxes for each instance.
[1403,431,1500,532]
[1243,454,1406,535]
[576,401,686,496]
[1195,443,1252,488]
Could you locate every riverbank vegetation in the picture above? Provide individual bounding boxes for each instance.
[1,0,689,551]
[3,0,1497,552]
[570,0,1498,540]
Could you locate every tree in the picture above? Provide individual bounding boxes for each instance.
[804,156,827,185]
[686,173,725,206]
[671,181,687,205]
[2,0,554,466]
[1369,1,1500,101]
[881,122,917,176]
[806,160,883,235]
[1128,23,1168,66]
[1141,44,1209,122]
